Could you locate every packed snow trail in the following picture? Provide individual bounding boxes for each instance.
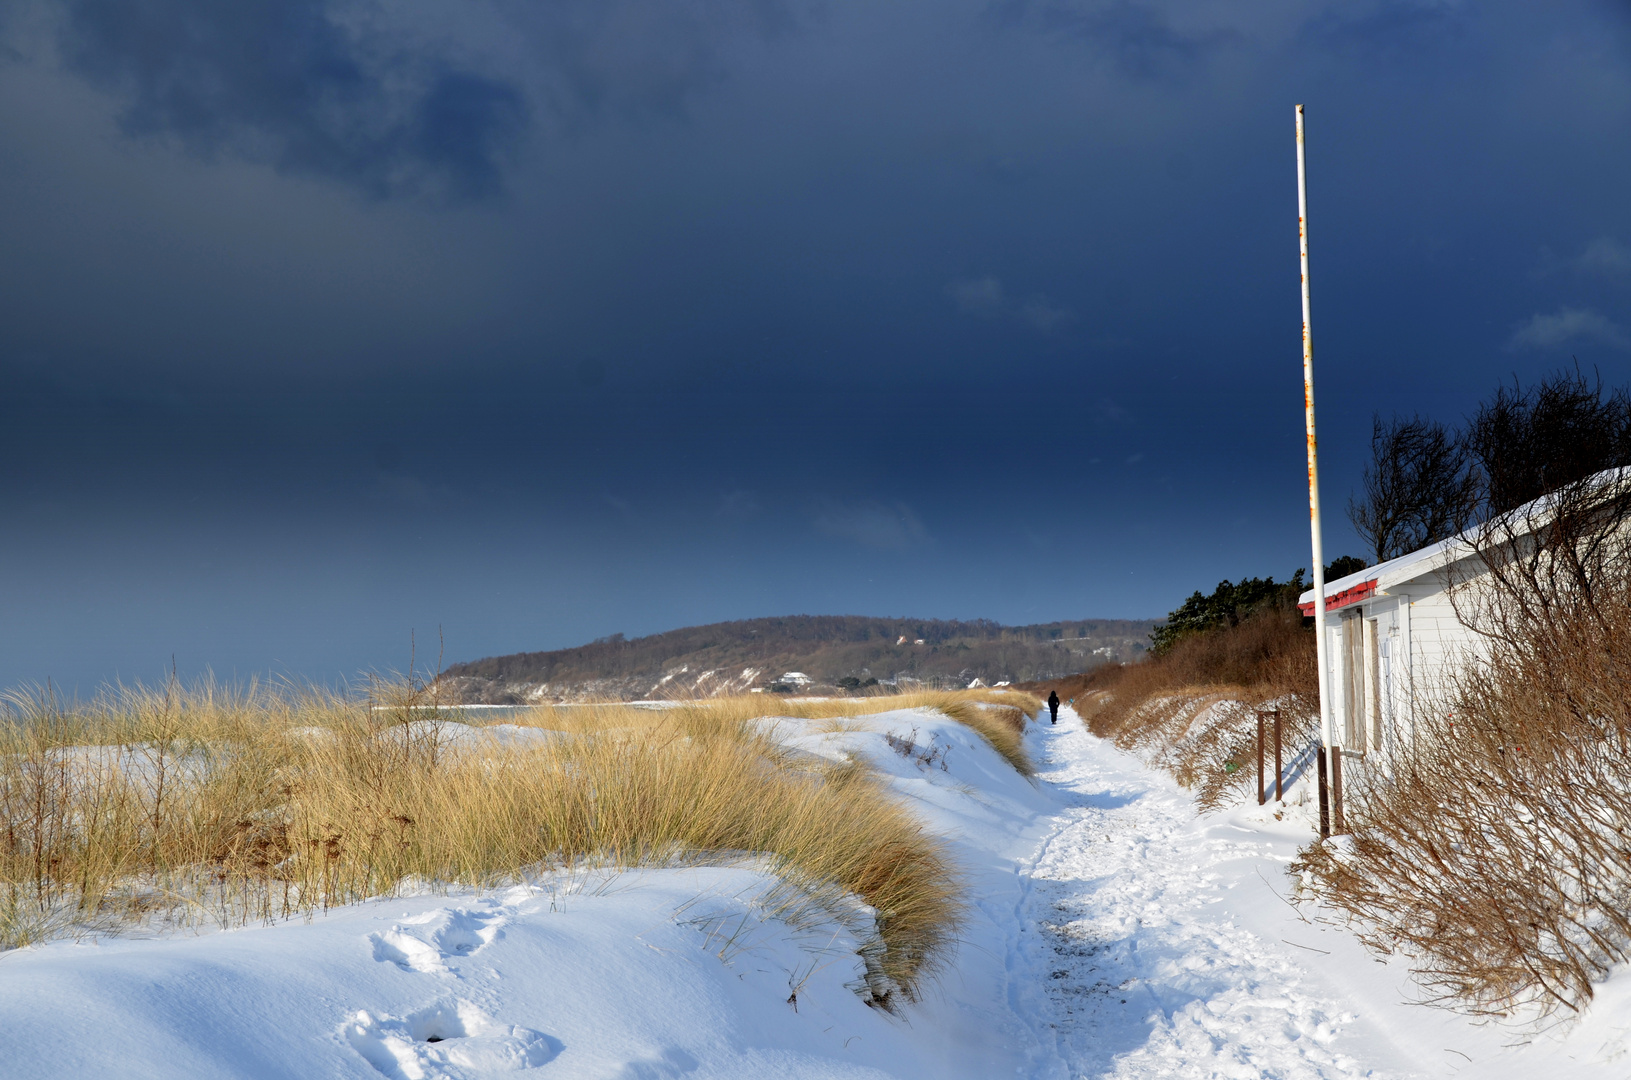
[1007,709,1631,1080]
[1009,714,1372,1079]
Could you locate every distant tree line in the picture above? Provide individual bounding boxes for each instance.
[1149,557,1365,655]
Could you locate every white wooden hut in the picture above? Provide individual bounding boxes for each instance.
[1295,472,1624,759]
[1297,543,1454,758]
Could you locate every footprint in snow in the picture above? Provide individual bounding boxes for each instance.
[432,908,504,958]
[370,907,506,975]
[613,1047,700,1079]
[345,999,561,1079]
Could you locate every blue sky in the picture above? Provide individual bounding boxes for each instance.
[2,0,1630,691]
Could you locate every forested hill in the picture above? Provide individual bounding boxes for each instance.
[437,614,1156,703]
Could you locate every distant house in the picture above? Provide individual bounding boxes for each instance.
[780,672,814,688]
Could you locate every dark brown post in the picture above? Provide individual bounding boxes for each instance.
[1331,748,1345,834]
[1317,747,1330,837]
[1273,709,1283,802]
[1257,711,1266,805]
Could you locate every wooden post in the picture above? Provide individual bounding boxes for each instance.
[1257,711,1266,805]
[1332,749,1345,834]
[1317,746,1330,837]
[1274,709,1283,802]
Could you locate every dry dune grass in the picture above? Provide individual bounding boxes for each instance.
[0,683,1035,1003]
[523,688,1038,775]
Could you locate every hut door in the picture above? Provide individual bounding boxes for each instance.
[1342,612,1366,751]
[1364,617,1381,753]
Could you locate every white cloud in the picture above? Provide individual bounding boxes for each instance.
[812,498,929,550]
[372,471,451,507]
[947,276,1073,332]
[1087,398,1130,426]
[1506,307,1631,352]
[716,489,759,520]
[602,493,637,520]
[1535,236,1631,281]
[947,276,1006,318]
[1018,296,1072,331]
[1575,236,1631,277]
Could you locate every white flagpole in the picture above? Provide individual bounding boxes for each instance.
[1297,104,1334,756]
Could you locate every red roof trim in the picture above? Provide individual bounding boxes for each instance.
[1299,579,1377,617]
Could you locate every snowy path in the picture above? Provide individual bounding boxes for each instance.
[1009,716,1372,1079]
[1004,710,1631,1080]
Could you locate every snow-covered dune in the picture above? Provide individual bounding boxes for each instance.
[0,709,1053,1079]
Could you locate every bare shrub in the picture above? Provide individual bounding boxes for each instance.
[1464,367,1631,517]
[1348,413,1478,563]
[884,728,950,771]
[1296,470,1631,1016]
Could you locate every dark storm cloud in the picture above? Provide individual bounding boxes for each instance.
[58,0,527,201]
[2,0,1630,691]
[49,0,806,202]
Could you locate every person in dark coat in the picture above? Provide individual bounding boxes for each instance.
[1047,690,1060,725]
